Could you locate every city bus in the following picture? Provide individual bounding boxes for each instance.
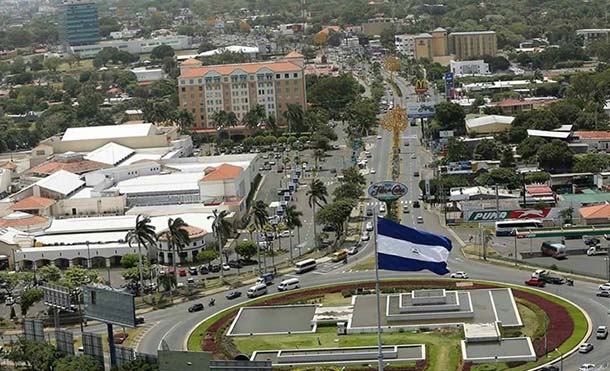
[294,259,317,274]
[332,249,348,262]
[495,219,543,237]
[540,241,567,259]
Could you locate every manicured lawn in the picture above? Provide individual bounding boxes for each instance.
[350,256,375,271]
[57,59,93,72]
[234,327,462,371]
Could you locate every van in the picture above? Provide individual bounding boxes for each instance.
[277,278,300,291]
[531,269,547,278]
[247,283,268,298]
[332,249,348,262]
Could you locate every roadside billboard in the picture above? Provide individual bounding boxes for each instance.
[406,103,435,119]
[467,208,553,222]
[83,285,136,328]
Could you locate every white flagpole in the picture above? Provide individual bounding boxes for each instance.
[373,205,384,371]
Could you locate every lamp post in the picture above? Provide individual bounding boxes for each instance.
[86,241,91,269]
[553,348,563,371]
[270,217,278,274]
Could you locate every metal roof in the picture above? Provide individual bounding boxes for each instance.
[62,123,155,142]
[36,170,84,196]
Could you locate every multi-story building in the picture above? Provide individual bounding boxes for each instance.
[448,31,497,60]
[450,60,490,76]
[62,0,100,46]
[70,35,192,58]
[362,17,396,36]
[395,34,415,58]
[178,52,306,130]
[576,29,610,44]
[431,28,448,57]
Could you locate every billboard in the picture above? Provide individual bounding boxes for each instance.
[116,346,135,368]
[368,181,408,202]
[467,208,552,222]
[22,319,44,342]
[439,130,454,138]
[42,283,73,312]
[83,285,136,328]
[82,332,104,365]
[55,330,74,355]
[406,103,435,119]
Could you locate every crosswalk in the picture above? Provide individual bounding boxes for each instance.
[313,260,350,274]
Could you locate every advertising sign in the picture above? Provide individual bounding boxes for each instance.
[83,285,136,328]
[22,319,44,342]
[424,179,431,196]
[82,332,104,365]
[467,208,552,222]
[55,330,75,355]
[406,103,435,119]
[368,181,408,202]
[444,72,454,90]
[439,130,454,138]
[42,283,73,312]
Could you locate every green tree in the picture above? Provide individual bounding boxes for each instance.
[59,266,98,289]
[55,355,102,371]
[235,241,257,260]
[537,140,573,171]
[196,249,219,265]
[283,104,304,133]
[344,97,378,138]
[341,166,366,186]
[434,102,466,134]
[143,100,172,124]
[475,168,521,189]
[316,199,356,247]
[307,178,328,249]
[5,339,60,371]
[573,152,609,173]
[116,358,159,371]
[37,265,61,283]
[120,253,140,269]
[284,204,303,260]
[333,182,364,200]
[251,200,269,272]
[150,45,175,60]
[43,57,61,72]
[500,147,515,168]
[473,139,498,160]
[307,74,362,120]
[173,109,194,131]
[444,138,472,162]
[207,209,234,266]
[126,215,157,296]
[517,137,547,160]
[163,218,190,301]
[20,288,43,317]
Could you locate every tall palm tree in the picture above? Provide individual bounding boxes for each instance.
[207,209,233,281]
[265,114,279,136]
[282,104,303,134]
[313,149,325,175]
[307,179,328,250]
[211,110,228,143]
[143,99,171,125]
[126,215,157,297]
[174,109,195,131]
[226,111,238,140]
[251,200,269,272]
[163,218,190,303]
[284,204,303,261]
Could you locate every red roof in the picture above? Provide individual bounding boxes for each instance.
[202,164,242,181]
[180,61,301,78]
[575,131,610,140]
[496,99,534,107]
[28,159,109,175]
[0,212,48,228]
[11,196,55,210]
[580,204,610,219]
[525,185,553,194]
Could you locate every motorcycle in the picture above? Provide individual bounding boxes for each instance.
[209,298,216,307]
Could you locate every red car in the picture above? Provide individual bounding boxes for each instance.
[525,278,545,287]
[178,268,187,277]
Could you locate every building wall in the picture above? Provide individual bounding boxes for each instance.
[51,132,178,153]
[70,35,191,58]
[51,196,126,217]
[199,172,248,200]
[449,32,497,60]
[395,35,415,58]
[63,1,100,46]
[450,60,490,76]
[362,19,395,36]
[84,162,162,187]
[414,37,433,60]
[431,31,448,57]
[0,170,10,196]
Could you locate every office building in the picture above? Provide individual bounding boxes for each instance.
[62,0,100,46]
[178,52,306,130]
[448,31,497,60]
[431,27,448,57]
[70,35,192,58]
[395,34,416,58]
[362,17,395,36]
[414,33,433,59]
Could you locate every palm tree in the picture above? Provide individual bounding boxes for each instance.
[307,179,328,250]
[211,110,228,143]
[251,200,269,272]
[283,104,304,134]
[207,209,233,281]
[226,111,238,140]
[163,218,190,303]
[265,115,279,136]
[126,215,157,297]
[143,100,171,125]
[313,149,325,175]
[174,109,195,131]
[284,204,303,261]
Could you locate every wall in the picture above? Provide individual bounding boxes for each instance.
[84,162,162,187]
[51,195,126,217]
[53,134,174,153]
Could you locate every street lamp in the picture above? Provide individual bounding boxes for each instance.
[553,348,563,371]
[86,241,91,269]
[269,217,279,275]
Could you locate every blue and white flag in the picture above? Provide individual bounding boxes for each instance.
[377,218,453,275]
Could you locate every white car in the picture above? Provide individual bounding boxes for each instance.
[366,222,373,232]
[222,263,231,271]
[599,282,610,291]
[578,343,594,353]
[348,246,359,255]
[278,230,294,238]
[370,168,376,174]
[379,204,386,213]
[579,364,596,371]
[376,135,382,140]
[361,232,370,241]
[416,216,424,224]
[450,272,469,279]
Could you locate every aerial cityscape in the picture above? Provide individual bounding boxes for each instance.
[0,0,610,370]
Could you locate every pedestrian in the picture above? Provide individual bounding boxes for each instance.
[317,336,321,345]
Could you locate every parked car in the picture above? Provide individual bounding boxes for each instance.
[416,216,424,224]
[413,201,420,208]
[187,277,195,284]
[540,367,559,371]
[178,268,187,277]
[228,260,243,269]
[222,263,231,271]
[113,332,128,344]
[135,317,145,325]
[584,237,600,246]
[208,264,221,273]
[199,265,209,274]
[226,291,242,300]
[599,282,610,291]
[525,278,545,287]
[366,222,373,231]
[188,303,204,313]
[450,271,468,279]
[188,267,198,275]
[578,343,594,353]
[596,325,608,339]
[579,364,596,371]
[348,246,359,255]
[278,230,294,238]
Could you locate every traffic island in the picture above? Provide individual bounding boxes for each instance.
[187,279,587,371]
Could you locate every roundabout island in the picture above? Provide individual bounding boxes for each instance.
[187,279,588,371]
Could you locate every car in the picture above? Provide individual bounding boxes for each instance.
[377,135,382,140]
[416,216,424,224]
[187,277,195,284]
[450,272,468,279]
[379,204,386,213]
[411,154,416,159]
[413,201,420,208]
[599,282,610,291]
[366,222,373,231]
[348,246,359,255]
[228,260,243,269]
[596,325,608,339]
[178,268,187,277]
[199,265,209,274]
[370,168,376,174]
[135,317,145,325]
[113,332,128,344]
[366,209,373,217]
[361,232,370,241]
[226,291,242,300]
[578,343,594,353]
[585,237,601,246]
[222,263,231,271]
[413,171,419,177]
[525,278,545,287]
[579,364,596,371]
[403,205,409,213]
[168,266,175,274]
[323,224,336,232]
[540,366,559,371]
[4,297,14,306]
[596,290,610,297]
[278,230,294,238]
[404,142,410,146]
[208,264,221,273]
[188,267,198,275]
[188,303,204,312]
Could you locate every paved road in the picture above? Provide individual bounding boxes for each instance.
[132,75,610,371]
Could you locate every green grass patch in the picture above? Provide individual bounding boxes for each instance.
[386,78,403,97]
[350,256,375,271]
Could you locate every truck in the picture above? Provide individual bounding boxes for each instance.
[534,270,565,285]
[587,245,607,256]
[256,273,274,286]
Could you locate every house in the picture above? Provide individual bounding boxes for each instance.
[573,131,610,152]
[579,203,610,225]
[465,115,514,135]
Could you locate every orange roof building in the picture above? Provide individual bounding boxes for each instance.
[178,56,306,130]
[202,164,243,181]
[579,203,610,225]
[10,196,55,215]
[0,212,50,231]
[28,158,109,176]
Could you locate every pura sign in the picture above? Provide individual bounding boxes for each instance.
[467,208,552,222]
[368,181,408,202]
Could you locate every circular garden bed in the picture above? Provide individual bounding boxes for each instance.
[187,279,587,371]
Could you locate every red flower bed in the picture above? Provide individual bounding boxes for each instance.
[462,361,473,371]
[511,289,574,356]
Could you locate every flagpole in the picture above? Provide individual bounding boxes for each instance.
[373,207,384,371]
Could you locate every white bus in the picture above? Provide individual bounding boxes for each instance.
[294,259,317,274]
[495,219,543,237]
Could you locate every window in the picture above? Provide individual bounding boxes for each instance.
[276,74,280,79]
[181,87,186,92]
[293,73,298,78]
[284,73,289,78]
[90,291,96,304]
[189,79,194,84]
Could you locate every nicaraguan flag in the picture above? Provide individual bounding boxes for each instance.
[377,218,453,275]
